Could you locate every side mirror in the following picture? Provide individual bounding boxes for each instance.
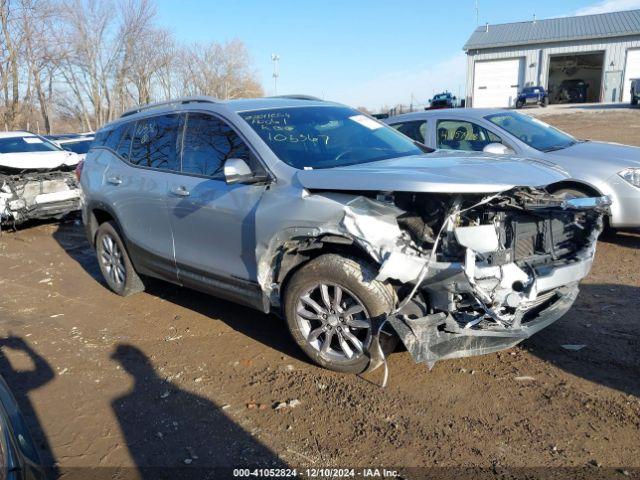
[483,143,514,155]
[224,158,256,184]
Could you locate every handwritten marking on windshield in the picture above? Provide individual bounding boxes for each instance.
[267,132,329,145]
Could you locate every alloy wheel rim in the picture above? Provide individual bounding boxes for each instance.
[100,234,125,287]
[295,283,371,362]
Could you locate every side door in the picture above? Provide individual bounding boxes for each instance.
[166,111,269,307]
[102,114,181,281]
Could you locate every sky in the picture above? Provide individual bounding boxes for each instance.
[155,0,640,110]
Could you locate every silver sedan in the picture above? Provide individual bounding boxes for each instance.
[385,109,640,228]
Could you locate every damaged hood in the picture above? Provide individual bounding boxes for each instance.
[296,151,568,193]
[0,150,80,172]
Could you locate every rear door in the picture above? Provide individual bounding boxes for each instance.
[103,114,180,280]
[388,119,429,144]
[166,111,268,306]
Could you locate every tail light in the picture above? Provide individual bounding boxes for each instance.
[75,159,84,182]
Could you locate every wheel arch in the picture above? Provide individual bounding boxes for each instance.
[546,180,603,198]
[85,202,124,248]
[267,233,383,311]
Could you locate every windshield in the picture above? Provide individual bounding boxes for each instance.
[240,106,423,169]
[485,112,576,152]
[432,94,449,100]
[0,135,61,154]
[61,139,93,154]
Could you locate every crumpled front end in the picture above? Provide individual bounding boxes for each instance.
[0,170,80,227]
[336,188,609,366]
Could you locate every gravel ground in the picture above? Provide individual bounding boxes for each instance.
[0,111,638,479]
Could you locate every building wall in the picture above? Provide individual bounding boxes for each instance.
[465,34,640,106]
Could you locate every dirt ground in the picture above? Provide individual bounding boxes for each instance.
[0,110,638,479]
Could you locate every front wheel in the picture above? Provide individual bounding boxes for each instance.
[515,100,523,109]
[283,254,398,373]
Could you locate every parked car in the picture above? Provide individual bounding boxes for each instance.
[386,108,640,229]
[45,133,94,159]
[427,92,456,109]
[516,86,549,108]
[556,79,588,103]
[0,374,46,479]
[630,78,640,106]
[0,132,81,226]
[81,96,608,373]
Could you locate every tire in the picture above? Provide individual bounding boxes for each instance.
[95,221,145,296]
[632,97,638,106]
[283,254,398,374]
[542,97,549,107]
[515,101,523,109]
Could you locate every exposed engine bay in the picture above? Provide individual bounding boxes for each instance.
[260,186,609,377]
[343,187,608,372]
[0,167,80,227]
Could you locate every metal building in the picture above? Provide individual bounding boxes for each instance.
[464,10,640,107]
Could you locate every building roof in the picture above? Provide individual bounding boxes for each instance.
[464,9,640,50]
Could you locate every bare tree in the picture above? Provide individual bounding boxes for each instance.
[181,39,263,100]
[0,0,265,132]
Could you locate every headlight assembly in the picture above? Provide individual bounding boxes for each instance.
[618,168,640,188]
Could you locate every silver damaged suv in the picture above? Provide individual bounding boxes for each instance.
[81,96,610,374]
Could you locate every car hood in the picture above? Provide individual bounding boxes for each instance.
[0,150,80,171]
[295,151,568,194]
[546,141,640,170]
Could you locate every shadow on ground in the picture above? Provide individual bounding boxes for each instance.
[109,343,285,479]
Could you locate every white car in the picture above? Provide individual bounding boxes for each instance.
[0,132,81,226]
[45,133,95,160]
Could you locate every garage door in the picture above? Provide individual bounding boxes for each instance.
[622,49,640,102]
[473,58,524,108]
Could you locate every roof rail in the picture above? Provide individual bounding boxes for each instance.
[120,96,218,118]
[269,94,323,101]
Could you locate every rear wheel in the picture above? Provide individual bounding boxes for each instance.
[284,254,398,374]
[95,221,145,296]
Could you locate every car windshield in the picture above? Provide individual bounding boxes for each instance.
[61,139,93,154]
[239,106,424,169]
[0,135,61,153]
[433,94,449,100]
[485,112,577,152]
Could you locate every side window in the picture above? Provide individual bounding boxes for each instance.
[436,120,502,152]
[129,114,180,171]
[115,122,134,161]
[390,120,428,143]
[181,113,252,178]
[93,124,125,151]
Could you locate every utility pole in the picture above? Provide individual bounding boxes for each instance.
[271,54,280,96]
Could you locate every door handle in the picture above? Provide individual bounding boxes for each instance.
[107,175,122,185]
[169,186,190,197]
